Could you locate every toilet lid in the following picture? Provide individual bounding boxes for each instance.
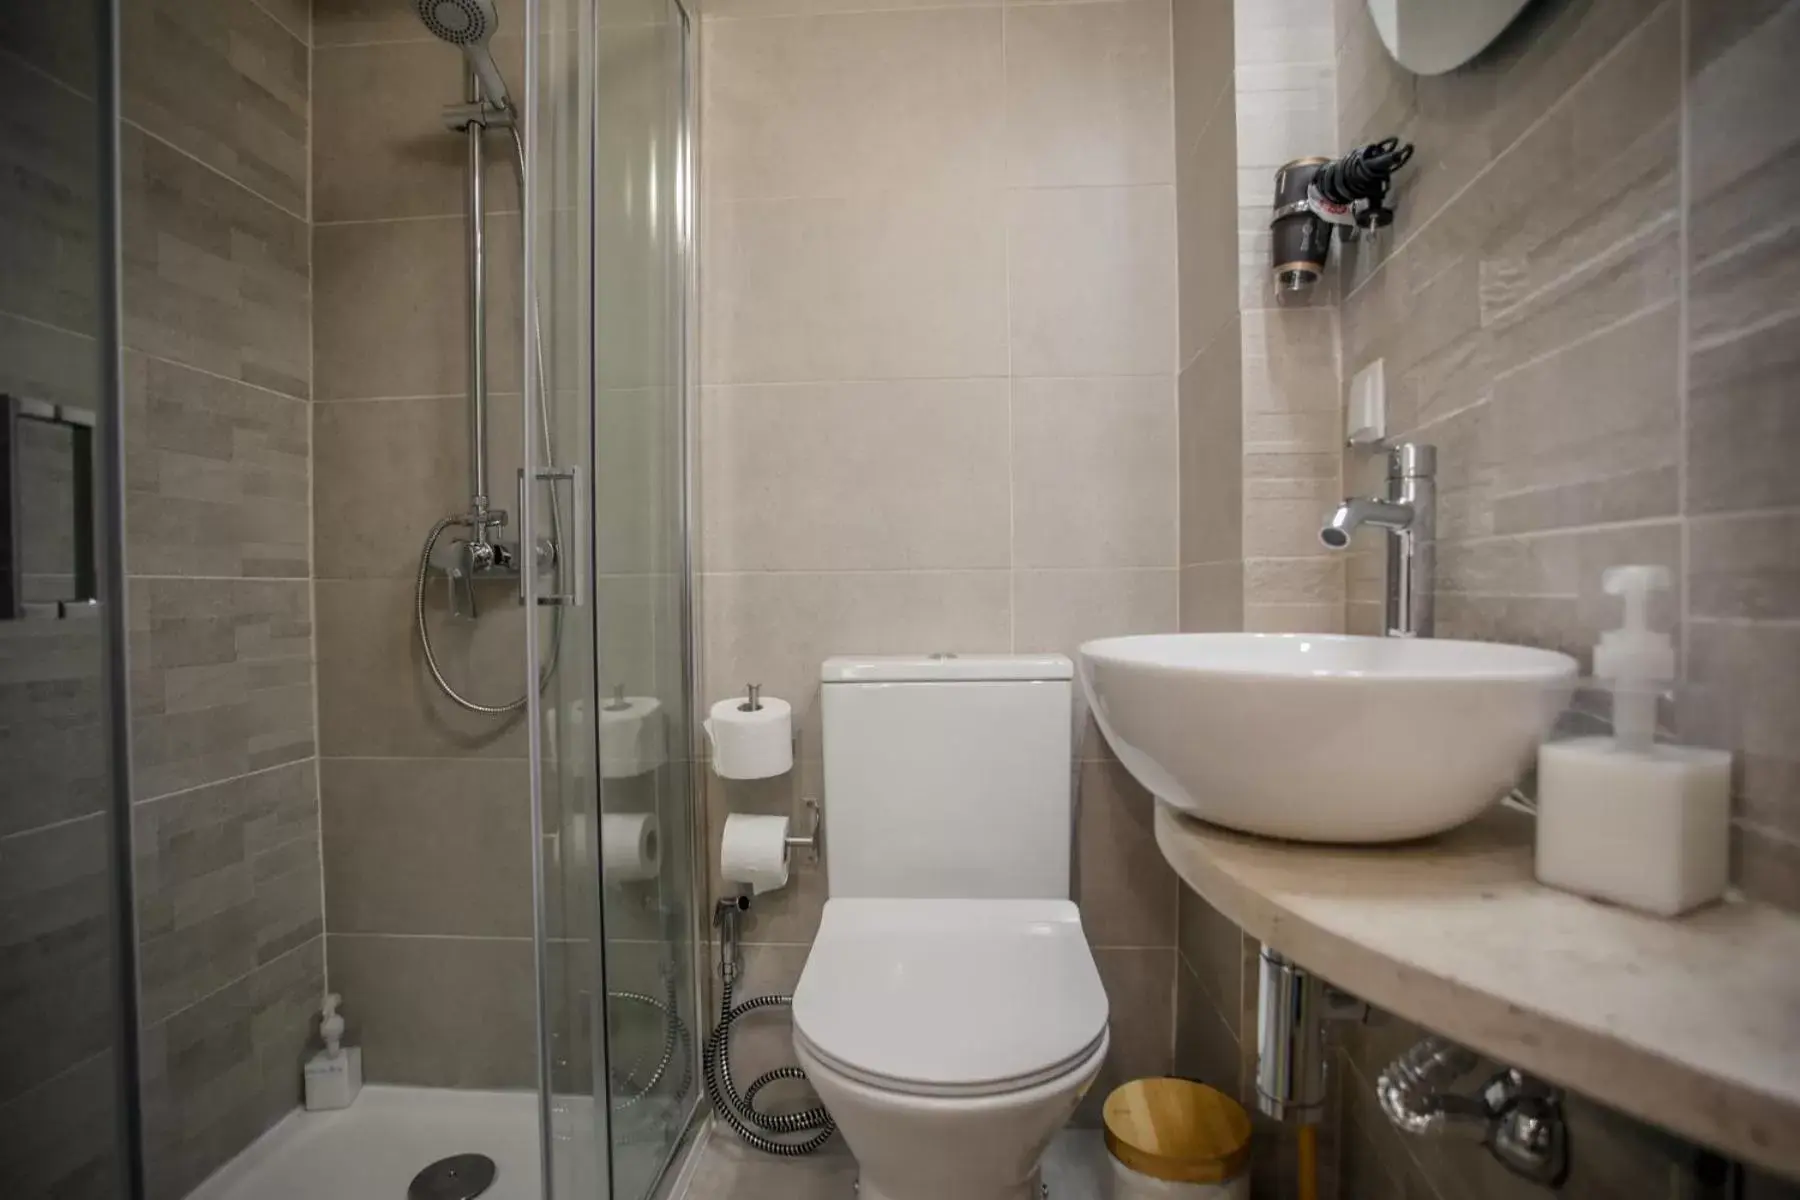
[791,898,1109,1094]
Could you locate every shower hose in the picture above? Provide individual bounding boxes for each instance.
[703,970,836,1155]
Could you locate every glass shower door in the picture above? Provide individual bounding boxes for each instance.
[523,1,699,1197]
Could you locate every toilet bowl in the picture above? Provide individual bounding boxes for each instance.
[794,655,1109,1199]
[792,898,1110,1200]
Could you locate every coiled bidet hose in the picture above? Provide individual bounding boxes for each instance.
[703,973,836,1155]
[608,982,694,1111]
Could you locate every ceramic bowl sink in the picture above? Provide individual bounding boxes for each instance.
[1078,633,1579,843]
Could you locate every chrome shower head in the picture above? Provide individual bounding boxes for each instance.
[415,0,511,108]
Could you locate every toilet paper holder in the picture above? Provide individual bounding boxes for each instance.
[785,797,824,863]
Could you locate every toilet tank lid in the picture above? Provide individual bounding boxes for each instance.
[822,654,1073,683]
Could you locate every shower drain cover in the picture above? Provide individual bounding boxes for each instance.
[409,1154,498,1200]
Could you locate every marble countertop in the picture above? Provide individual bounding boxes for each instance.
[1154,804,1800,1179]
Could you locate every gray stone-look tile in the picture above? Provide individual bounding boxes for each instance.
[121,0,310,216]
[0,1050,123,1200]
[326,932,537,1089]
[0,617,111,836]
[120,126,311,400]
[0,63,102,337]
[139,938,323,1200]
[133,760,323,1026]
[0,815,115,1105]
[127,576,315,801]
[124,352,311,580]
[0,311,100,410]
[321,756,533,937]
[0,5,101,97]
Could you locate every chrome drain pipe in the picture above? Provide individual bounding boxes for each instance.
[1254,944,1569,1185]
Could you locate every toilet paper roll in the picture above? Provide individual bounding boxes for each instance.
[600,696,666,780]
[600,812,660,883]
[720,813,791,895]
[704,694,794,780]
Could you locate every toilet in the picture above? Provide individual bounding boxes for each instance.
[790,654,1110,1200]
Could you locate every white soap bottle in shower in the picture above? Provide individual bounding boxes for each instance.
[304,993,364,1111]
[1534,566,1732,917]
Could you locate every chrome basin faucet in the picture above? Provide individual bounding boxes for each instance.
[1321,442,1436,637]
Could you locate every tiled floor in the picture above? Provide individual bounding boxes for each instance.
[679,1124,1111,1200]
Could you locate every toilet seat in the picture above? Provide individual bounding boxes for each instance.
[791,898,1109,1100]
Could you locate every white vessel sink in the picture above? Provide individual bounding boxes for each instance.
[1078,634,1579,843]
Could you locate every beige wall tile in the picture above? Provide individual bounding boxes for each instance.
[1233,60,1334,175]
[1176,887,1250,1035]
[1233,0,1334,68]
[315,214,522,401]
[320,758,533,937]
[1174,959,1241,1096]
[1011,376,1179,569]
[1003,0,1175,188]
[314,578,531,758]
[1179,333,1243,566]
[1687,309,1800,517]
[313,0,434,45]
[1434,521,1680,666]
[1242,476,1339,559]
[1076,753,1178,948]
[314,38,523,222]
[703,192,1008,384]
[1008,185,1178,378]
[1244,556,1341,605]
[1013,569,1179,660]
[312,393,524,580]
[1172,0,1234,158]
[699,570,1012,720]
[1484,304,1679,536]
[1180,562,1243,632]
[700,380,1011,572]
[1684,620,1800,844]
[1079,947,1176,1125]
[122,0,309,216]
[1177,98,1241,366]
[1689,512,1800,622]
[703,8,1003,201]
[701,0,991,19]
[250,0,310,44]
[327,933,536,1088]
[1244,601,1342,633]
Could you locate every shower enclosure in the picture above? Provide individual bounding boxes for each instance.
[2,0,703,1196]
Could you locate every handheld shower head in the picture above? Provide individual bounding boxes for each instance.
[415,0,511,108]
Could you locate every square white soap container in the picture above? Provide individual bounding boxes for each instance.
[1534,566,1731,918]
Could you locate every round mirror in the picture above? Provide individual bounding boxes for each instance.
[1368,0,1533,75]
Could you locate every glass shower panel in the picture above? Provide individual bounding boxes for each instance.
[0,1,137,1195]
[525,1,698,1198]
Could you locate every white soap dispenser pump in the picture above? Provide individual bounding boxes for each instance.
[1535,565,1732,916]
[304,992,363,1110]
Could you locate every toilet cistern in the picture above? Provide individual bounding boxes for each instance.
[1321,441,1436,637]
